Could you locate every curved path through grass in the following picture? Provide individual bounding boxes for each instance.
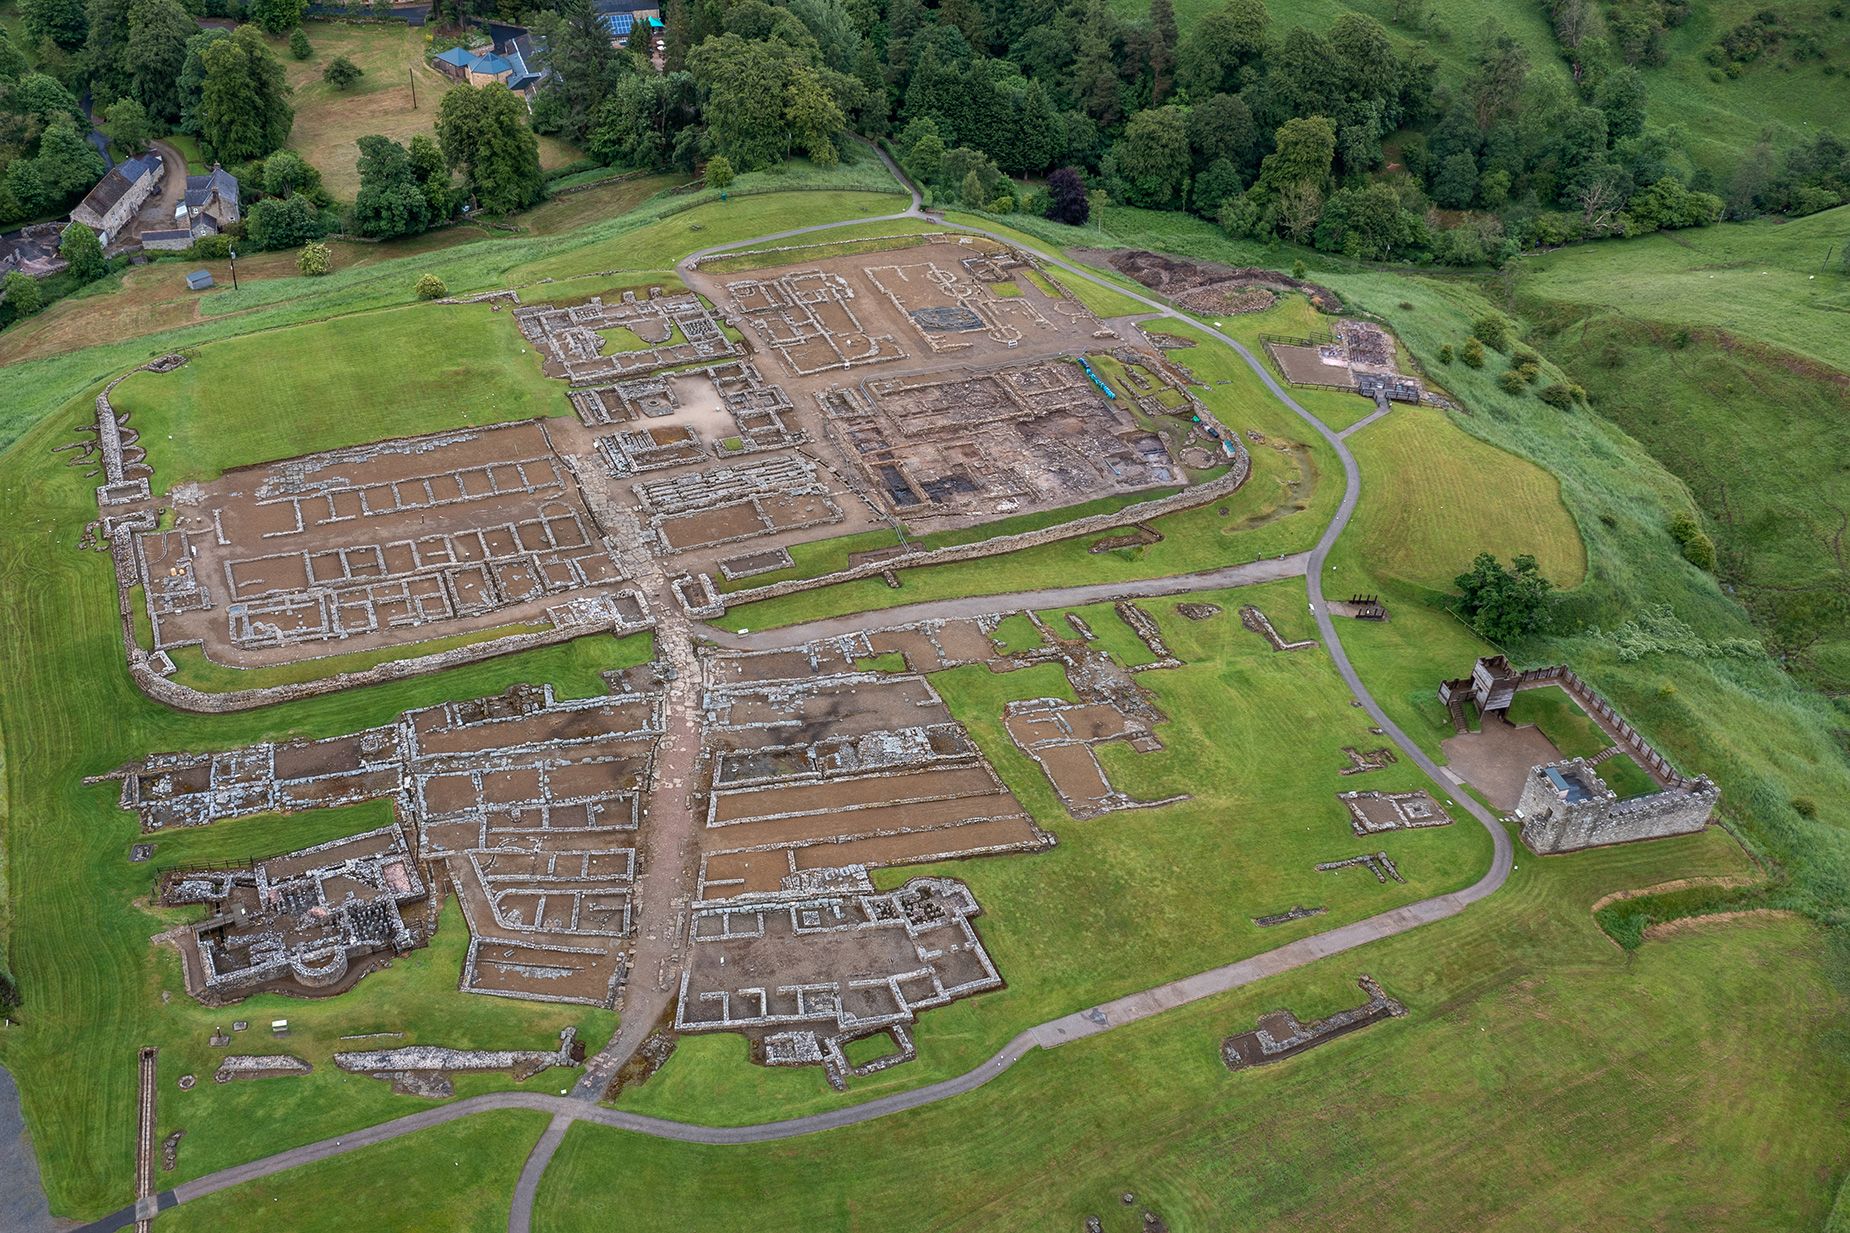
[72,152,1515,1233]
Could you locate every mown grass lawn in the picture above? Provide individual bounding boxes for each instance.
[158,1109,552,1233]
[108,300,567,492]
[1506,685,1612,761]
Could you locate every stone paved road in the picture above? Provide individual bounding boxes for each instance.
[72,146,1513,1233]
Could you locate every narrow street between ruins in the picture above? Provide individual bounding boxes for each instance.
[567,481,705,1102]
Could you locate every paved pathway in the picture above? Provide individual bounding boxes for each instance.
[72,147,1513,1233]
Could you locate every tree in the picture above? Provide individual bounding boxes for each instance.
[687,33,793,170]
[21,0,86,50]
[288,26,311,59]
[34,115,105,200]
[1045,166,1090,225]
[1255,115,1336,198]
[1314,182,1424,258]
[2,270,45,316]
[177,29,229,137]
[415,273,448,299]
[1190,157,1242,218]
[407,134,455,220]
[59,221,105,281]
[706,154,734,190]
[85,0,135,100]
[1453,552,1553,642]
[435,83,543,215]
[100,97,150,153]
[1174,0,1268,98]
[245,194,325,249]
[323,55,362,89]
[1149,0,1178,102]
[1185,93,1256,174]
[586,71,698,170]
[249,0,305,36]
[783,64,844,164]
[1012,79,1062,176]
[349,134,432,238]
[1594,67,1646,141]
[1432,151,1479,208]
[1106,105,1190,208]
[297,240,331,275]
[126,0,199,126]
[261,149,320,199]
[531,0,634,144]
[199,28,294,164]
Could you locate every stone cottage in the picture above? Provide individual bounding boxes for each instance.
[69,152,164,247]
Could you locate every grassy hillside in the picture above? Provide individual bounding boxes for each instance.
[1111,0,1850,172]
[1516,205,1850,373]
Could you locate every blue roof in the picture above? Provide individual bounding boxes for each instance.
[434,46,476,66]
[472,53,512,73]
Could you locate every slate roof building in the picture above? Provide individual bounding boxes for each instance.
[69,153,164,247]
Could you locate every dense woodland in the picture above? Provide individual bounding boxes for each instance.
[1,0,1848,261]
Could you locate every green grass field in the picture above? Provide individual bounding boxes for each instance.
[1346,405,1586,591]
[108,301,567,492]
[159,1110,552,1233]
[1517,205,1850,373]
[1515,229,1850,690]
[530,838,1844,1233]
[0,382,653,1213]
[1506,685,1613,760]
[1596,753,1661,800]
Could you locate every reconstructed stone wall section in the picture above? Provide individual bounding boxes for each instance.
[1516,758,1717,854]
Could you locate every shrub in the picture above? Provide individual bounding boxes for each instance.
[1291,258,1306,279]
[289,26,311,59]
[1460,338,1485,368]
[1438,344,1454,364]
[415,273,448,300]
[190,234,232,259]
[59,222,106,283]
[1498,369,1527,394]
[1667,511,1717,571]
[705,155,734,192]
[323,56,362,89]
[2,270,44,316]
[1516,360,1541,383]
[1792,796,1819,818]
[297,241,331,276]
[1471,314,1509,351]
[1537,382,1575,409]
